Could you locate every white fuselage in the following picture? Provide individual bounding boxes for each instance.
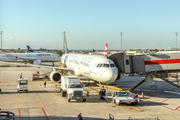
[0,53,61,62]
[61,53,118,83]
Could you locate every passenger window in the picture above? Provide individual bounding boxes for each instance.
[126,60,129,65]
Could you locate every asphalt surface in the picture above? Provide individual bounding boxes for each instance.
[0,66,180,120]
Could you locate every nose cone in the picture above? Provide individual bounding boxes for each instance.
[103,67,118,84]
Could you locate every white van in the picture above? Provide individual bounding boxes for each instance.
[17,78,28,93]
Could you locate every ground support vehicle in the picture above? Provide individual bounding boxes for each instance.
[31,71,40,80]
[60,76,87,102]
[104,91,140,105]
[17,78,28,93]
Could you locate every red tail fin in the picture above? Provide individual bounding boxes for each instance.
[104,43,108,54]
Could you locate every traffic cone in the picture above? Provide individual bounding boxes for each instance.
[141,92,144,98]
[40,83,41,86]
[0,80,1,83]
[55,84,57,88]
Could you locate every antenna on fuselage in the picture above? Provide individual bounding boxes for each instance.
[63,31,69,54]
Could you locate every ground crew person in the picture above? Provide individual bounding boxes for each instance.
[77,113,83,120]
[20,73,22,78]
[44,79,47,88]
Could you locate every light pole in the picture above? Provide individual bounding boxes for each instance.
[159,44,161,51]
[175,32,178,50]
[0,31,3,53]
[120,32,123,52]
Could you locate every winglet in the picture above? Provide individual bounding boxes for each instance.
[27,45,34,52]
[63,31,69,54]
[104,43,108,54]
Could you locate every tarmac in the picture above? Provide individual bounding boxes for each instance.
[0,66,180,120]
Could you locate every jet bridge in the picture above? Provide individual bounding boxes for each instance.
[108,52,180,88]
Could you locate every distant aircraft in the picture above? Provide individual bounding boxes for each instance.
[27,45,56,54]
[27,45,34,52]
[1,32,118,85]
[156,51,180,54]
[90,43,108,55]
[0,50,61,65]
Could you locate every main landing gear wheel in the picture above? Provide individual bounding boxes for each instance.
[61,90,64,97]
[83,99,86,102]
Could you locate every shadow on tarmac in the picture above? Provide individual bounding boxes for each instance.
[0,90,60,94]
[15,116,107,120]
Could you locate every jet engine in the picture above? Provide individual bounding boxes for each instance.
[50,71,61,82]
[145,73,153,83]
[33,60,41,65]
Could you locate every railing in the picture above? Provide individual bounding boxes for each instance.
[0,110,15,120]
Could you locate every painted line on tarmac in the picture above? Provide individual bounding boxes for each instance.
[39,101,49,120]
[110,103,138,111]
[88,86,99,93]
[161,105,175,111]
[175,106,180,110]
[2,107,42,110]
[18,103,21,118]
[161,98,170,103]
[127,106,138,111]
[93,81,122,91]
[144,97,180,111]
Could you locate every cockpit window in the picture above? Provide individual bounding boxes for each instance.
[99,64,103,67]
[110,64,115,67]
[103,64,109,67]
[96,63,100,67]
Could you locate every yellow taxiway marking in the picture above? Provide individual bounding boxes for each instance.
[18,103,20,109]
[88,86,100,93]
[93,81,122,91]
[110,102,138,111]
[127,106,138,111]
[39,101,43,108]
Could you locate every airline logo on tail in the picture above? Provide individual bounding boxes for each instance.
[27,45,34,52]
[104,43,108,54]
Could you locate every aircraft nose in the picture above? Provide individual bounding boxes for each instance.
[111,67,118,82]
[104,67,118,83]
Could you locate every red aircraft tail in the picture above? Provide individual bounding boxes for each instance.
[104,43,108,54]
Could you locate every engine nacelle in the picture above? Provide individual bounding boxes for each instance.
[74,67,81,75]
[33,60,41,65]
[145,73,153,83]
[50,71,61,82]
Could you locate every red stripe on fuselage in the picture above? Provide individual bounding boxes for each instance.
[145,59,180,65]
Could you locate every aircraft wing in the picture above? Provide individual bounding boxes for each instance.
[0,61,74,71]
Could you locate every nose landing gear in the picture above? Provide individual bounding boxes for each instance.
[99,84,106,99]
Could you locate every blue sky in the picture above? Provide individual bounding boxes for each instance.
[0,0,180,50]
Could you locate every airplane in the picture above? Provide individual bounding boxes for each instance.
[27,45,34,52]
[90,43,108,55]
[0,31,118,85]
[27,45,56,54]
[0,52,61,65]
